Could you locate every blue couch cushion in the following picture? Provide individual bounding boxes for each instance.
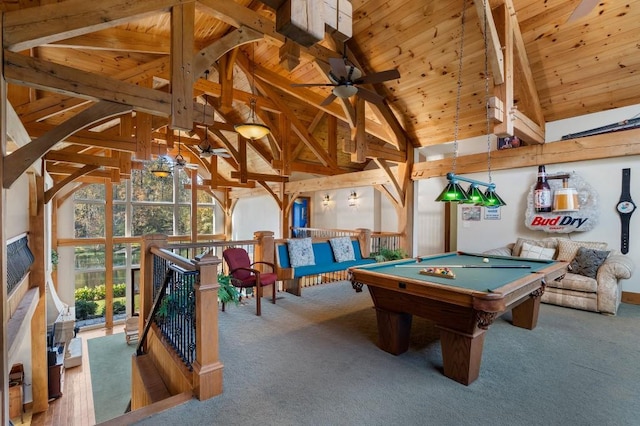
[292,257,376,278]
[277,239,374,277]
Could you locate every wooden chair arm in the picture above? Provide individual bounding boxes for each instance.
[250,261,276,272]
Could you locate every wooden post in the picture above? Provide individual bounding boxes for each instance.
[192,252,224,400]
[28,174,49,413]
[139,234,168,350]
[254,230,276,298]
[104,179,113,328]
[1,22,10,422]
[355,228,371,258]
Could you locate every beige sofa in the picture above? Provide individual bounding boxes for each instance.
[484,237,635,315]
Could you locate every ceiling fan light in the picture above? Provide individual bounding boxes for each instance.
[234,122,271,140]
[329,66,362,84]
[333,85,358,98]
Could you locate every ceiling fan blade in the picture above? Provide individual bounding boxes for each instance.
[291,82,338,87]
[357,69,401,85]
[356,87,385,104]
[320,93,337,106]
[329,57,349,80]
[567,0,599,22]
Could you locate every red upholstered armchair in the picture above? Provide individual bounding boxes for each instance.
[222,248,278,316]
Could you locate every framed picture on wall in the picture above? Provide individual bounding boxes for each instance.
[484,206,501,220]
[461,206,481,221]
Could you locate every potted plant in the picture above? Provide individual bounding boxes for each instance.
[217,273,240,310]
[374,248,408,262]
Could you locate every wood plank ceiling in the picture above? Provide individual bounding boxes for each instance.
[2,0,639,197]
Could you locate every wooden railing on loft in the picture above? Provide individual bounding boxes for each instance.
[132,232,276,410]
[290,227,404,257]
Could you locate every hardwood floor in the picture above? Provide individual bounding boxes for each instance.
[23,324,125,426]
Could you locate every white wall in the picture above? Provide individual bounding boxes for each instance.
[311,187,380,231]
[56,197,76,306]
[6,173,30,239]
[6,173,36,404]
[231,195,282,240]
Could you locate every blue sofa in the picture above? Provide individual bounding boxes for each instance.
[275,238,376,296]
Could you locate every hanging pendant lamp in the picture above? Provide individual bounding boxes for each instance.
[235,43,270,140]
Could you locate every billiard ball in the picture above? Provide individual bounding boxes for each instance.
[482,258,489,263]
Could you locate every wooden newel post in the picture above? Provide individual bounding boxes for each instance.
[254,230,276,299]
[356,228,371,258]
[192,252,224,400]
[140,234,168,351]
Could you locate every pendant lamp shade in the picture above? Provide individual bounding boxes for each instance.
[435,181,469,202]
[484,187,507,207]
[465,185,489,205]
[235,122,271,139]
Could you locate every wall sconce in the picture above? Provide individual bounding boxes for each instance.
[348,191,358,207]
[322,194,330,206]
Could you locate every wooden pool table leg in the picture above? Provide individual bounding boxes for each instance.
[374,308,412,355]
[437,326,486,386]
[511,294,541,330]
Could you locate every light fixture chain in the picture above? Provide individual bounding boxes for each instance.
[453,0,468,173]
[483,0,492,183]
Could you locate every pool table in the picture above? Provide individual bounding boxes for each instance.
[349,252,567,385]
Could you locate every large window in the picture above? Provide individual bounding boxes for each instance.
[72,167,215,326]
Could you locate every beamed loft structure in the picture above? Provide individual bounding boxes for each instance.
[2,0,640,423]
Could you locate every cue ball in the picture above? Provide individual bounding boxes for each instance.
[482,258,489,263]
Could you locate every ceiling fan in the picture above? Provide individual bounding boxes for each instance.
[292,57,400,106]
[171,137,198,171]
[197,126,231,159]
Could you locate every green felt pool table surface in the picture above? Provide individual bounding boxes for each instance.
[356,252,558,292]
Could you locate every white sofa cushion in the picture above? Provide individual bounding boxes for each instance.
[520,242,556,260]
[512,237,558,257]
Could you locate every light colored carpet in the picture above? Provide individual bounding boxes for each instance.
[88,332,135,424]
[132,282,640,426]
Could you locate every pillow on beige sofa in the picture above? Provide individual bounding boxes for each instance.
[512,237,558,257]
[556,239,608,262]
[569,247,610,278]
[520,241,556,260]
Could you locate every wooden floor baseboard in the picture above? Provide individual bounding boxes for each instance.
[622,291,640,305]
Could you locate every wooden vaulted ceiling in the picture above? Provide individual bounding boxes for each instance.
[2,0,640,199]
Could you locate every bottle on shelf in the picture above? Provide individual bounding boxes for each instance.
[534,165,552,213]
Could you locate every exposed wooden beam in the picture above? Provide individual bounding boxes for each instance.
[4,101,132,188]
[285,167,392,194]
[3,0,186,52]
[44,151,120,169]
[201,178,255,189]
[373,158,403,207]
[170,3,195,131]
[198,0,340,64]
[474,0,505,85]
[351,96,366,163]
[230,171,289,183]
[44,165,99,204]
[411,128,640,180]
[504,0,545,127]
[25,122,137,152]
[192,26,263,78]
[4,51,171,116]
